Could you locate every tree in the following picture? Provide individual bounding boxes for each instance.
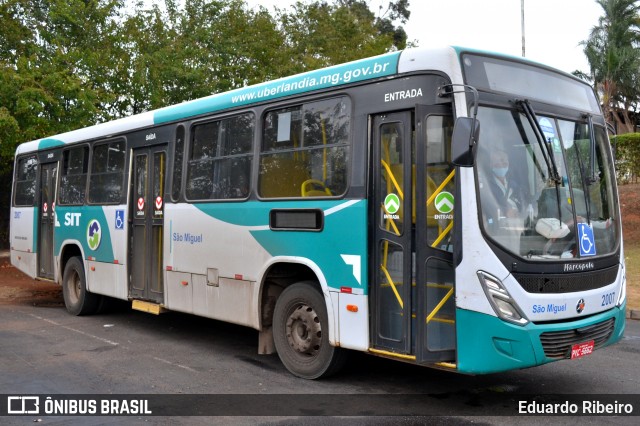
[277,0,409,74]
[103,0,287,117]
[103,0,409,114]
[0,0,122,248]
[175,0,286,95]
[582,0,640,133]
[612,132,640,182]
[0,0,122,150]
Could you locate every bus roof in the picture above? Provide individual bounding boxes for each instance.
[14,45,565,155]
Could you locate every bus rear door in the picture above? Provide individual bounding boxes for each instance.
[371,107,456,363]
[38,161,58,280]
[130,145,167,304]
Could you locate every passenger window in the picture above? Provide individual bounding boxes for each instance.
[13,155,38,206]
[88,140,126,204]
[259,97,350,198]
[59,145,89,205]
[185,113,254,200]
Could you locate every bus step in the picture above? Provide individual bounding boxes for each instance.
[368,348,416,361]
[132,300,167,315]
[434,361,457,370]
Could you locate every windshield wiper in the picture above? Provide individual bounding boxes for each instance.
[516,99,565,228]
[516,99,562,184]
[571,125,594,225]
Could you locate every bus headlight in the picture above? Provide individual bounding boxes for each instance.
[477,271,529,326]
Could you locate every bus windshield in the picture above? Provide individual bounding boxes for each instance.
[476,106,619,260]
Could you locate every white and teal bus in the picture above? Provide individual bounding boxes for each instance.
[10,46,626,378]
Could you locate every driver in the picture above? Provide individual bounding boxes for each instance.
[484,149,524,221]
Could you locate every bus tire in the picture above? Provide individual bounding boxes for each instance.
[62,256,100,316]
[273,282,347,379]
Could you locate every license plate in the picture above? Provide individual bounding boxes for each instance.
[571,340,594,359]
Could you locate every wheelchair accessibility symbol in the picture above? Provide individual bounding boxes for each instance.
[577,223,596,257]
[115,210,125,230]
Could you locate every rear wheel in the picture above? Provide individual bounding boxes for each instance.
[62,256,100,316]
[273,282,347,379]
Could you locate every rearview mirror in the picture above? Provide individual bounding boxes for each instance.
[451,117,479,167]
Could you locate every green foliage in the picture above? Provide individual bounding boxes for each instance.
[278,0,406,74]
[94,0,409,117]
[612,132,640,182]
[582,0,640,133]
[0,107,19,174]
[0,0,121,171]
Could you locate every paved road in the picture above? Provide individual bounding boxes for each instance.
[0,299,638,425]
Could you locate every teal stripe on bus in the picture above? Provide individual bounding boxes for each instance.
[38,138,65,150]
[153,52,401,124]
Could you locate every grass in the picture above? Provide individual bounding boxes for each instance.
[624,243,640,311]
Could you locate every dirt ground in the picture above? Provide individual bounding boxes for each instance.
[1,183,639,310]
[0,256,63,307]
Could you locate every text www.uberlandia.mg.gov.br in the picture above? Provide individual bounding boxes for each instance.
[230,61,393,104]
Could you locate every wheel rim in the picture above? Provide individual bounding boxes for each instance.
[285,303,322,357]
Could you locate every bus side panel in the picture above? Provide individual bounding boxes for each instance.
[192,275,256,327]
[338,293,369,351]
[166,200,368,287]
[164,199,368,348]
[86,261,128,300]
[247,200,368,294]
[54,205,128,299]
[247,198,369,348]
[164,203,268,328]
[9,251,37,279]
[10,206,38,278]
[165,203,270,286]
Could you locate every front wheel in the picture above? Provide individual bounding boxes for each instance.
[62,256,100,316]
[273,282,347,379]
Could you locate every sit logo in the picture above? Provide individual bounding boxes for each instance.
[64,212,81,226]
[87,219,101,251]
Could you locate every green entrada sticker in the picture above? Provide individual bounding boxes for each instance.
[383,193,401,220]
[435,192,454,214]
[384,193,400,214]
[434,191,454,220]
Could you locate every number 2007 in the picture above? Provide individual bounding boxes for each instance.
[601,292,615,307]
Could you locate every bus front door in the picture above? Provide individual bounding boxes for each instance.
[38,162,57,280]
[371,108,456,363]
[130,145,167,303]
